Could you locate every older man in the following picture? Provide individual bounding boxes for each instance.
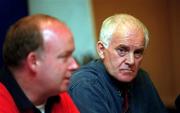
[69,14,168,113]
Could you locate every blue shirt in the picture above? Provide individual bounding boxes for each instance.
[69,59,168,113]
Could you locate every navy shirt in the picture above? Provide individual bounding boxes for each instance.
[69,59,168,113]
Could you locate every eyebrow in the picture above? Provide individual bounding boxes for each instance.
[116,44,145,49]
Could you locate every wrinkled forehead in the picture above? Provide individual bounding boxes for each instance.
[110,24,145,47]
[116,18,144,34]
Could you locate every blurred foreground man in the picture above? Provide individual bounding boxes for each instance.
[0,14,79,113]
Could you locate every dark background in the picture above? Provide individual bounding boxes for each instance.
[0,0,28,67]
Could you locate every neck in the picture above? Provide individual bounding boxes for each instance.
[10,67,48,105]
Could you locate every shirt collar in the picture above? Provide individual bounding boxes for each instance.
[0,67,60,113]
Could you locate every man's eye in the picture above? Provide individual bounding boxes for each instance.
[134,49,144,58]
[116,48,128,56]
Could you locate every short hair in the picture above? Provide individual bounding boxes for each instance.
[99,14,149,48]
[3,14,61,67]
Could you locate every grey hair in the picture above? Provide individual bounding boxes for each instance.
[99,14,149,48]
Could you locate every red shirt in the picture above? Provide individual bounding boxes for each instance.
[0,67,79,113]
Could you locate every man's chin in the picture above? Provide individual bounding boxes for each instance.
[117,75,135,83]
[122,79,134,83]
[59,85,69,93]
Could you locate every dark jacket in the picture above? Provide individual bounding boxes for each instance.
[69,59,168,113]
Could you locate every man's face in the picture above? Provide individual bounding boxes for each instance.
[36,22,78,95]
[99,27,145,83]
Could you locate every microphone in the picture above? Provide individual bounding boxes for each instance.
[175,94,180,113]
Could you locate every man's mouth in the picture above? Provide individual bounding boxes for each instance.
[120,68,134,72]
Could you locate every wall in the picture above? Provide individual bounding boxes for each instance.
[169,0,180,102]
[28,0,97,64]
[92,0,179,107]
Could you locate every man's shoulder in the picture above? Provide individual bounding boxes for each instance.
[0,83,19,113]
[136,68,150,80]
[133,68,156,90]
[52,92,79,113]
[58,92,74,105]
[138,68,149,74]
[69,60,104,89]
[0,83,12,100]
[70,68,99,90]
[70,59,104,85]
[0,79,14,103]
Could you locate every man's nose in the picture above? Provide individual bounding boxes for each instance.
[68,57,79,72]
[125,52,135,65]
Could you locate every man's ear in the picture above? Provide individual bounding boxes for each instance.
[96,41,105,59]
[26,52,39,72]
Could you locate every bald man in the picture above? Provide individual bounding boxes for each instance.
[0,14,79,113]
